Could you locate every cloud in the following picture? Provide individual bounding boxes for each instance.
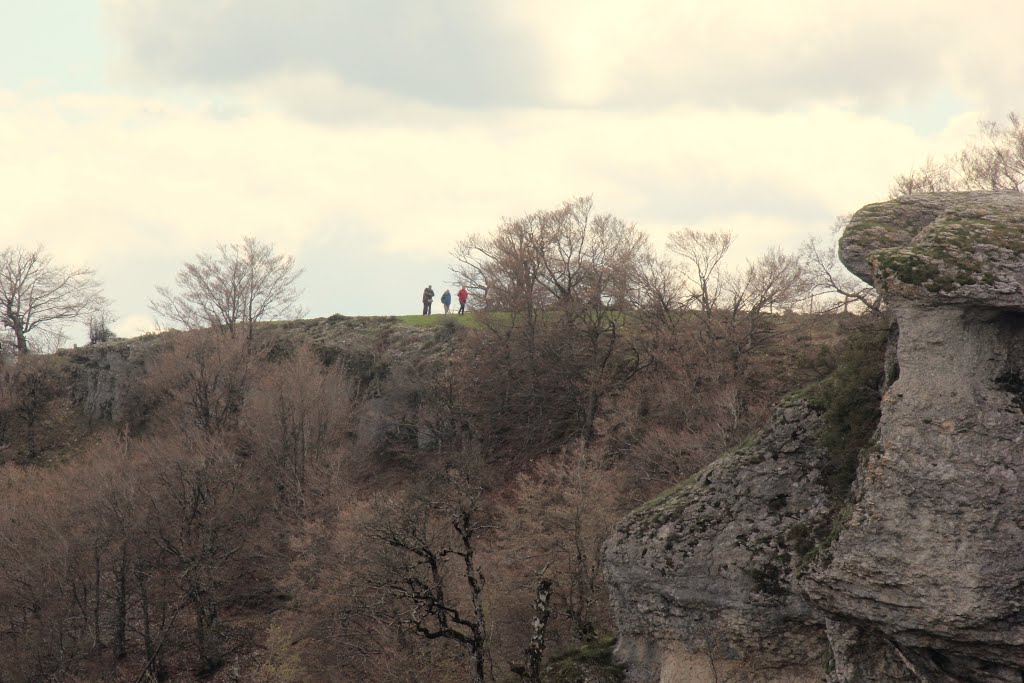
[102,0,1024,115]
[102,0,547,108]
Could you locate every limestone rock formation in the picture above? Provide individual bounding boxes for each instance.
[604,401,834,682]
[806,191,1024,681]
[605,191,1024,683]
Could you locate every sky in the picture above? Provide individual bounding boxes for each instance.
[2,0,1022,340]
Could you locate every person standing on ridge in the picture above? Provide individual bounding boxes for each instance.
[457,286,468,315]
[422,285,435,315]
[441,288,452,314]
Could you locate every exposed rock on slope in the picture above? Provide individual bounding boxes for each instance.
[62,316,455,452]
[606,191,1024,683]
[604,401,834,682]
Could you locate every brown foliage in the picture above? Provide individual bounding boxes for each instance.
[0,355,78,460]
[0,433,278,681]
[141,330,260,436]
[151,236,304,342]
[242,344,354,512]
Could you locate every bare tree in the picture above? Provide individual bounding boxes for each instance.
[667,228,805,361]
[890,111,1024,197]
[452,197,656,450]
[87,306,118,345]
[151,237,303,342]
[241,345,353,512]
[510,578,553,683]
[144,331,260,435]
[0,245,106,352]
[888,157,961,198]
[667,228,734,317]
[366,475,490,683]
[451,196,650,315]
[959,112,1024,191]
[799,216,881,314]
[509,448,623,644]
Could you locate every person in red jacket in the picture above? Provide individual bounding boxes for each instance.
[457,286,468,315]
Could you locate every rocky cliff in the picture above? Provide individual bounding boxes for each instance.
[605,191,1024,683]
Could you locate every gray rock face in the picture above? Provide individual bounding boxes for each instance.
[839,191,1024,308]
[805,192,1024,679]
[605,192,1024,682]
[604,402,833,682]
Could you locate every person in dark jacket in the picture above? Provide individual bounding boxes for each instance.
[441,289,452,314]
[422,285,435,315]
[457,286,468,315]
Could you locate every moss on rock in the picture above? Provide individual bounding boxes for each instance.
[542,637,627,683]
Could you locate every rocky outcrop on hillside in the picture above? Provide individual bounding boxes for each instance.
[62,316,458,452]
[605,401,834,682]
[605,191,1024,682]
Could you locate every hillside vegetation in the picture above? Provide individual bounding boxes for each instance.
[0,306,883,683]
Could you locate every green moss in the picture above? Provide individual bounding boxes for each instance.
[630,471,699,517]
[786,321,886,567]
[799,501,854,569]
[872,250,942,286]
[542,637,627,683]
[846,197,1024,295]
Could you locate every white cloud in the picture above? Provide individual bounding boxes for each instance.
[101,0,1024,115]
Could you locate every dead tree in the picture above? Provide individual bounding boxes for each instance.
[367,481,490,683]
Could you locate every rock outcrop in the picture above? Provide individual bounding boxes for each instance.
[604,401,835,682]
[807,192,1024,681]
[605,191,1024,682]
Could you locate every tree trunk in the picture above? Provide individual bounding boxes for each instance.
[114,548,128,659]
[93,547,102,653]
[136,568,166,682]
[12,322,28,353]
[470,646,486,683]
[456,509,488,683]
[192,589,223,675]
[514,578,552,683]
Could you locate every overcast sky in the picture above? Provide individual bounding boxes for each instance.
[2,0,1022,339]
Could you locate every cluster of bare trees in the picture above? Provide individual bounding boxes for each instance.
[890,111,1024,196]
[0,237,302,355]
[0,332,357,681]
[0,433,260,680]
[448,196,867,465]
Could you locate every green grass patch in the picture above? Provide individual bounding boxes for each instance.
[542,637,627,683]
[391,313,483,329]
